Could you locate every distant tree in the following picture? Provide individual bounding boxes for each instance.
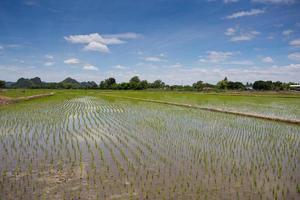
[137,80,148,90]
[0,80,5,88]
[129,76,140,84]
[272,81,289,91]
[253,80,272,90]
[99,77,116,89]
[127,76,141,89]
[99,81,106,89]
[106,77,116,86]
[151,80,165,88]
[117,82,130,90]
[227,81,245,90]
[46,82,59,89]
[81,81,98,89]
[217,77,229,89]
[192,81,204,91]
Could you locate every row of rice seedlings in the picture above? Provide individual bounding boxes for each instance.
[0,96,299,199]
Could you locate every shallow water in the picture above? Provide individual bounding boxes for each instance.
[0,96,299,199]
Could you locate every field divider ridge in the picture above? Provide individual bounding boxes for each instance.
[2,92,55,104]
[99,94,300,125]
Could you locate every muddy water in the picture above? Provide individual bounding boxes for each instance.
[0,96,299,199]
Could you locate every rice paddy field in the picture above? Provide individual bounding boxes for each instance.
[0,89,299,199]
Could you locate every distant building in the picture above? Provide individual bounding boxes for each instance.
[290,85,300,91]
[246,86,253,90]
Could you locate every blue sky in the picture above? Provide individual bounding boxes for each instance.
[0,0,300,84]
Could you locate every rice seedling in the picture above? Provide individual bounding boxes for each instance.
[0,93,299,199]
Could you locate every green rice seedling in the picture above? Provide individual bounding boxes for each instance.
[0,93,299,199]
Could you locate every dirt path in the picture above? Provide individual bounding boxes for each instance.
[0,95,12,105]
[0,93,54,105]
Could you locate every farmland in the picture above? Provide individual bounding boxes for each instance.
[0,90,299,199]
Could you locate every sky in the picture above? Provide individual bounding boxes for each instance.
[0,0,300,84]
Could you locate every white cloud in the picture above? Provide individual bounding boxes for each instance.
[0,44,21,49]
[13,59,25,63]
[83,64,98,71]
[282,30,293,36]
[2,62,299,85]
[64,32,139,53]
[252,0,295,4]
[199,51,255,66]
[64,58,80,65]
[103,32,141,39]
[230,31,260,42]
[44,62,55,66]
[225,27,260,42]
[225,28,236,36]
[262,56,274,63]
[45,54,54,59]
[167,63,183,68]
[200,51,234,63]
[159,53,166,57]
[288,52,300,61]
[193,64,300,83]
[227,60,254,65]
[289,39,300,47]
[226,9,265,19]
[224,0,239,3]
[64,33,123,45]
[83,41,110,53]
[24,0,39,6]
[113,65,127,69]
[144,56,164,62]
[137,51,144,55]
[127,63,300,84]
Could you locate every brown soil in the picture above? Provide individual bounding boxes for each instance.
[0,95,13,105]
[0,93,54,105]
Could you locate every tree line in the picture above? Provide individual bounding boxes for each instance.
[0,76,298,91]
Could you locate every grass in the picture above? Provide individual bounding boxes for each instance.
[0,90,299,199]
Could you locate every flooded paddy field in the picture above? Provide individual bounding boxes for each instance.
[0,93,299,199]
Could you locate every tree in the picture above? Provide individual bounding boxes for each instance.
[151,80,165,88]
[99,77,116,89]
[81,81,98,89]
[227,81,245,90]
[106,77,116,86]
[128,76,141,89]
[253,80,273,90]
[0,80,5,88]
[99,81,106,89]
[217,77,229,89]
[192,81,204,91]
[137,80,148,90]
[129,76,140,84]
[117,82,130,90]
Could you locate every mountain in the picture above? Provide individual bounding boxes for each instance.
[80,81,98,89]
[59,77,81,89]
[30,77,42,85]
[5,81,15,88]
[60,77,80,85]
[12,77,43,88]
